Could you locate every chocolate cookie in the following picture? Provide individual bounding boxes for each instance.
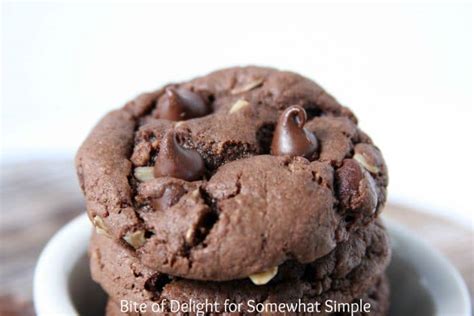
[90,221,390,316]
[105,275,389,316]
[77,66,388,281]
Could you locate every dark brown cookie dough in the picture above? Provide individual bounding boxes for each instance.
[105,275,389,316]
[340,275,390,316]
[90,221,390,316]
[77,66,388,281]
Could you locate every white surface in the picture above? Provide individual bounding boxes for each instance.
[33,213,471,316]
[2,2,473,223]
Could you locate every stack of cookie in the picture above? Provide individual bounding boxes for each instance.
[76,67,390,316]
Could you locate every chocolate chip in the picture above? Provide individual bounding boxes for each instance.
[336,159,377,216]
[151,183,187,210]
[155,87,209,121]
[154,129,205,181]
[271,105,318,159]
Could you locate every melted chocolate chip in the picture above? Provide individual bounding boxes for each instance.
[336,159,378,216]
[151,184,187,210]
[153,130,205,181]
[155,87,209,121]
[271,105,318,158]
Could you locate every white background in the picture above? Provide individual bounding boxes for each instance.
[1,2,473,225]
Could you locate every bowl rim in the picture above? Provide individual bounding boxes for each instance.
[34,213,90,316]
[383,217,471,315]
[33,213,471,316]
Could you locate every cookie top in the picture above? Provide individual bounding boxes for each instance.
[91,221,391,315]
[77,66,388,281]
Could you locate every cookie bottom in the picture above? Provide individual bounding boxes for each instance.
[90,221,391,314]
[104,275,389,316]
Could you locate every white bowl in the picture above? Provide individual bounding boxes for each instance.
[34,214,471,316]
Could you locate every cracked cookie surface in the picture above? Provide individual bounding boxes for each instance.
[77,66,388,281]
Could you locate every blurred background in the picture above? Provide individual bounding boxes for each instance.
[1,1,472,315]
